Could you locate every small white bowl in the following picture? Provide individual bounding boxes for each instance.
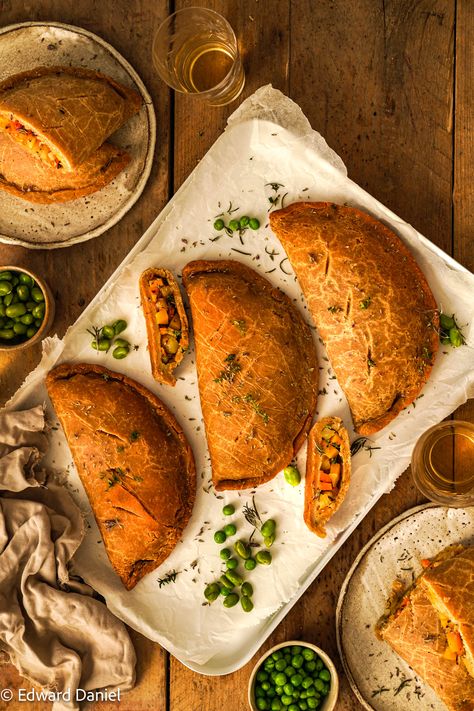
[248,640,339,711]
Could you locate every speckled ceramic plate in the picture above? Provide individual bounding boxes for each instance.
[336,504,474,711]
[0,21,155,249]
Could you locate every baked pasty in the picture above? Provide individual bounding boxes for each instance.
[0,66,141,170]
[0,131,129,203]
[139,268,189,386]
[270,202,439,435]
[304,416,351,537]
[46,363,196,590]
[182,259,318,490]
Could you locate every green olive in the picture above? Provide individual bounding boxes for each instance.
[241,595,254,612]
[101,324,116,340]
[113,338,130,348]
[5,303,27,318]
[0,304,5,317]
[223,593,239,608]
[0,282,12,296]
[34,319,42,328]
[19,273,34,286]
[264,534,276,548]
[0,328,15,340]
[26,326,37,339]
[224,569,243,586]
[260,519,276,537]
[204,583,220,602]
[32,303,45,320]
[16,285,30,302]
[31,286,44,303]
[241,582,253,597]
[13,323,27,335]
[234,540,251,559]
[0,271,13,281]
[20,313,34,325]
[219,574,234,590]
[112,346,129,359]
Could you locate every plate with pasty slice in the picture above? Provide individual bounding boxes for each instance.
[0,21,155,248]
[336,504,474,711]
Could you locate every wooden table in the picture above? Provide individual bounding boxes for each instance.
[0,1,472,709]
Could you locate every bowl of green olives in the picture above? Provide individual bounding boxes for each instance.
[248,640,339,711]
[0,266,55,351]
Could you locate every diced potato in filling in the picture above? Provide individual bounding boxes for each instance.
[0,116,61,168]
[148,277,182,365]
[315,425,343,508]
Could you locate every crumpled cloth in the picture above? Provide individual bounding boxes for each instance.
[0,405,136,711]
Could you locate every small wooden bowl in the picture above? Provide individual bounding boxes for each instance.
[0,265,55,351]
[248,640,339,711]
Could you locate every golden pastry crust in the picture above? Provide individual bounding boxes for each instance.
[0,131,129,203]
[304,416,351,537]
[0,65,141,170]
[46,363,196,590]
[139,268,189,386]
[182,259,318,491]
[270,202,439,435]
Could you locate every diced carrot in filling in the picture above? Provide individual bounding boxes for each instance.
[315,425,344,507]
[0,115,61,168]
[319,472,332,483]
[319,481,333,491]
[446,630,463,655]
[324,443,339,459]
[444,648,458,661]
[148,275,182,365]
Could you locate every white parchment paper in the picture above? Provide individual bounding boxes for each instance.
[7,86,474,672]
[338,505,474,711]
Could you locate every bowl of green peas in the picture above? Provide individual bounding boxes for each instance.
[248,640,339,711]
[0,266,55,351]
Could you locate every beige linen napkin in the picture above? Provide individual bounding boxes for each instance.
[0,405,136,710]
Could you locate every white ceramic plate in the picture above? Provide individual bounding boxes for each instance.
[0,21,155,249]
[336,504,474,711]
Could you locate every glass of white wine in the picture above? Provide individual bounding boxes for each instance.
[152,7,245,106]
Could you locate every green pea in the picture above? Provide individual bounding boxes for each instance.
[260,519,276,537]
[112,346,129,359]
[272,651,283,661]
[220,586,231,597]
[223,592,239,608]
[20,313,34,325]
[220,548,231,560]
[264,534,276,548]
[224,523,236,537]
[292,646,302,654]
[449,328,463,347]
[284,666,295,677]
[306,700,318,709]
[267,688,276,700]
[32,303,45,319]
[257,671,268,682]
[234,540,251,559]
[225,569,243,586]
[5,303,26,318]
[13,322,27,335]
[245,557,257,570]
[241,582,253,597]
[249,217,260,230]
[255,686,265,698]
[275,673,287,687]
[256,699,268,710]
[284,465,301,486]
[299,702,308,710]
[271,700,282,711]
[315,659,323,671]
[321,684,329,696]
[301,678,313,689]
[313,679,324,692]
[302,649,315,661]
[228,219,240,232]
[239,215,250,228]
[264,659,275,671]
[26,327,37,339]
[213,218,225,231]
[291,654,304,669]
[16,285,30,301]
[222,504,235,516]
[256,550,272,565]
[281,697,293,707]
[0,328,15,340]
[288,705,299,711]
[318,669,330,682]
[440,313,455,330]
[291,689,300,699]
[291,673,303,687]
[306,688,316,698]
[275,659,287,672]
[204,583,220,602]
[101,324,116,340]
[305,661,316,673]
[0,282,12,296]
[31,287,44,303]
[214,530,226,544]
[0,271,13,281]
[241,595,253,612]
[261,681,271,691]
[226,558,238,570]
[113,319,127,335]
[283,683,293,695]
[19,273,33,286]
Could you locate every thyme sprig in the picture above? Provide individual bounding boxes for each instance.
[243,496,262,529]
[350,437,382,458]
[157,570,180,588]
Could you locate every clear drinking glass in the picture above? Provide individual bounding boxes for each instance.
[152,7,245,106]
[411,420,474,506]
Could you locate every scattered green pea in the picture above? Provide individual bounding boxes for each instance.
[213,218,225,231]
[260,519,276,537]
[249,217,260,230]
[226,558,238,570]
[220,586,231,597]
[214,530,227,544]
[239,215,250,228]
[91,338,111,351]
[204,583,220,602]
[449,328,463,347]
[228,219,240,231]
[219,548,231,561]
[223,592,239,608]
[224,523,236,537]
[222,504,235,516]
[284,465,301,486]
[234,540,251,559]
[440,313,455,330]
[101,324,116,340]
[245,557,257,570]
[256,550,272,565]
[113,319,128,335]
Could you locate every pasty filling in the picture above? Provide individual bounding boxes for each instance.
[314,423,343,510]
[0,116,62,168]
[148,276,182,365]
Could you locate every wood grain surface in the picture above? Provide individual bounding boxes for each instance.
[0,1,472,710]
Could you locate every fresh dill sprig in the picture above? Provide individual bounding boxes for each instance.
[157,570,179,588]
